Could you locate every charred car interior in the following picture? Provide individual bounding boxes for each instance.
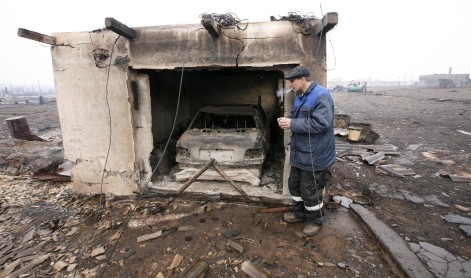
[144,68,285,188]
[175,104,270,185]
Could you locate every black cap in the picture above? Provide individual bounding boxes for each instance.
[284,66,311,80]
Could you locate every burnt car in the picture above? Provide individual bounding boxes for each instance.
[175,104,270,185]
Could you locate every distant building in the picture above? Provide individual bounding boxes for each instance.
[419,74,471,88]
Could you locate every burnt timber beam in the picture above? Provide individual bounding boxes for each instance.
[315,12,338,36]
[17,28,56,45]
[104,17,136,39]
[201,14,220,39]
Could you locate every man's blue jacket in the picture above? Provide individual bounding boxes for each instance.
[290,82,336,171]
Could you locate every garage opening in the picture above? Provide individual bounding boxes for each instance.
[140,68,285,192]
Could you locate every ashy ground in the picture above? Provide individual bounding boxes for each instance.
[0,87,470,277]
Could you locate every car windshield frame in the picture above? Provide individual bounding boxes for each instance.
[188,105,263,130]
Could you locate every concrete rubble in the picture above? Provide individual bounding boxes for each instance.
[410,241,471,278]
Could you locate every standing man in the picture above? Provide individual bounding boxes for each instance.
[278,65,335,236]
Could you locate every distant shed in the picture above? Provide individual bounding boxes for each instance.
[419,74,471,87]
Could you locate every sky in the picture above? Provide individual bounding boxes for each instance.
[1,0,470,88]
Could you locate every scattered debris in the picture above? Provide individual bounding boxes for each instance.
[241,261,268,278]
[256,206,291,213]
[444,214,471,225]
[454,204,471,212]
[376,165,413,178]
[168,254,183,270]
[32,160,72,182]
[5,116,46,141]
[325,199,341,209]
[424,195,450,208]
[180,260,209,278]
[435,170,471,182]
[459,225,471,237]
[53,260,68,271]
[337,262,350,269]
[363,151,385,165]
[223,229,240,238]
[407,144,423,150]
[3,254,50,278]
[137,230,163,243]
[0,258,22,277]
[226,238,244,253]
[21,227,36,244]
[91,246,105,257]
[457,130,471,136]
[449,174,471,183]
[333,195,353,208]
[422,152,439,161]
[410,241,471,277]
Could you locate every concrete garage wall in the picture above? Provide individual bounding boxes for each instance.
[49,15,336,195]
[131,21,328,84]
[51,31,139,195]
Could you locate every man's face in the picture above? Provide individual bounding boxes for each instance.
[288,77,303,93]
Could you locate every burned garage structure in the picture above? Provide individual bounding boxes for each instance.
[19,13,337,198]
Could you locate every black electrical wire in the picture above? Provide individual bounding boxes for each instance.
[306,4,340,276]
[278,11,317,23]
[97,35,121,219]
[70,34,121,278]
[200,12,249,30]
[99,28,205,278]
[277,11,317,35]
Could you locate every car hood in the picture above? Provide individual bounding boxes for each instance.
[177,128,263,149]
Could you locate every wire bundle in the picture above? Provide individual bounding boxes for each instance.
[277,11,317,34]
[200,12,248,30]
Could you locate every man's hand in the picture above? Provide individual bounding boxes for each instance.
[278,117,291,130]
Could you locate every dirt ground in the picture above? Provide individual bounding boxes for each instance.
[0,87,470,277]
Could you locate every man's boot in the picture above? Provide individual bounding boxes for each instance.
[303,223,321,236]
[283,212,306,223]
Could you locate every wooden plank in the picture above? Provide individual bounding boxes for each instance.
[257,206,291,213]
[212,164,252,200]
[104,17,136,39]
[336,143,398,150]
[137,230,162,243]
[144,189,288,207]
[315,12,338,36]
[17,28,56,45]
[176,159,215,194]
[4,254,50,278]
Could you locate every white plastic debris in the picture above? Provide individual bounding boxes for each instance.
[333,195,353,208]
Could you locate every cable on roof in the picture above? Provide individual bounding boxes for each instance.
[276,11,317,35]
[200,12,248,30]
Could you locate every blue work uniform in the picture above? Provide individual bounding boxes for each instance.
[288,81,335,225]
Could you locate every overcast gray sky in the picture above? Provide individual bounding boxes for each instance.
[1,0,470,87]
